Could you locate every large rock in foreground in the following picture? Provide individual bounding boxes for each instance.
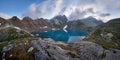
[0,37,105,60]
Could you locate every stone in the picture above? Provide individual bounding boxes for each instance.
[2,44,14,52]
[27,47,34,52]
[103,49,120,60]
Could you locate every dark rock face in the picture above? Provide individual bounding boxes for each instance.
[67,20,85,31]
[50,15,68,29]
[67,17,103,31]
[81,16,103,27]
[69,41,104,60]
[0,17,8,27]
[21,17,51,32]
[9,16,23,28]
[8,17,51,32]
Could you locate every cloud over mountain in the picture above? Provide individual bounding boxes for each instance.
[0,13,10,19]
[23,0,120,22]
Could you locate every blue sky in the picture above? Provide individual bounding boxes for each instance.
[0,0,120,22]
[0,0,44,18]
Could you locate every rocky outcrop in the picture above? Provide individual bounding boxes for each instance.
[31,40,72,60]
[84,18,120,49]
[0,26,32,42]
[103,49,120,60]
[9,16,22,28]
[0,38,104,60]
[69,41,104,60]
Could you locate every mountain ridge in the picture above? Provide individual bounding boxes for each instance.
[0,15,103,32]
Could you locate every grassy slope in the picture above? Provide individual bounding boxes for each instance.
[85,18,120,49]
[0,27,32,42]
[0,27,33,59]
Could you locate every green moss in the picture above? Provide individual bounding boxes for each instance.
[57,44,76,51]
[101,50,106,58]
[87,34,120,50]
[0,42,8,51]
[6,28,32,41]
[0,27,33,42]
[0,38,38,60]
[7,28,18,34]
[86,24,120,50]
[5,45,36,60]
[57,44,80,58]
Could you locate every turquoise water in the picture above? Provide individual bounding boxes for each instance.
[31,30,89,42]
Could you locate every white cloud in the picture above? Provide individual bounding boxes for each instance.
[95,0,120,10]
[23,0,64,19]
[23,0,120,22]
[0,13,10,19]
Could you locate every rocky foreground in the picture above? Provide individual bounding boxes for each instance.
[1,37,120,60]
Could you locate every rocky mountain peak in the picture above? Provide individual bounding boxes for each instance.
[52,15,68,21]
[23,17,33,21]
[85,16,97,20]
[10,16,20,21]
[86,16,103,23]
[50,15,68,29]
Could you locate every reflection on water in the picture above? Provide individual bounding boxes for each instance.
[31,30,89,42]
[68,36,86,42]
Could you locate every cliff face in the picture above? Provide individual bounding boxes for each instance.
[20,17,51,32]
[50,15,68,29]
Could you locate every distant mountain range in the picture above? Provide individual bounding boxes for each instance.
[67,16,103,31]
[0,15,103,32]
